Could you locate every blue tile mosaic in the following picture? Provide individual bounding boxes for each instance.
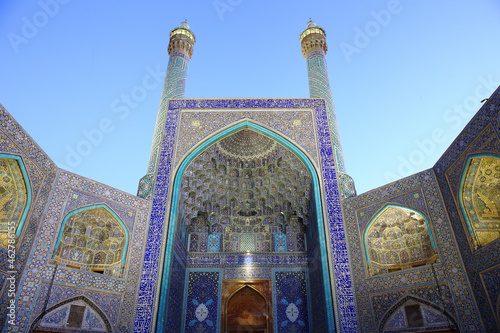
[135,98,359,333]
[183,270,221,333]
[273,270,310,332]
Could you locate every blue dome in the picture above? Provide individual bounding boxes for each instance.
[180,21,190,29]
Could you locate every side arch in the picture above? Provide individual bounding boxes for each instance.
[0,153,32,239]
[378,295,458,332]
[156,120,336,332]
[363,204,437,276]
[29,295,112,332]
[53,204,130,277]
[458,153,500,248]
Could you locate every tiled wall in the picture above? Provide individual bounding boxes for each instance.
[0,104,57,331]
[434,87,500,332]
[0,104,151,333]
[342,169,481,332]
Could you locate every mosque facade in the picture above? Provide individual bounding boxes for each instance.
[0,21,499,333]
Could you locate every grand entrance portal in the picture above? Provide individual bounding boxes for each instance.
[156,121,338,332]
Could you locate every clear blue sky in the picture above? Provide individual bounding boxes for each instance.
[1,0,499,195]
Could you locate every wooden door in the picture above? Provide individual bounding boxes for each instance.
[222,280,272,333]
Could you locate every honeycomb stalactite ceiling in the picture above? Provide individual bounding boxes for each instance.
[366,206,437,276]
[216,129,277,160]
[177,129,312,253]
[54,207,127,278]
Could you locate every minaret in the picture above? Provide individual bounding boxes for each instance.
[138,21,195,199]
[300,20,356,199]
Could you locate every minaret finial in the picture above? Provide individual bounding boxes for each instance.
[179,20,191,30]
[306,19,317,28]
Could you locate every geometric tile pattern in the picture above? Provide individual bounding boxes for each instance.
[183,270,220,333]
[273,270,310,332]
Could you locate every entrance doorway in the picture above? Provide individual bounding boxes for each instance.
[222,280,272,333]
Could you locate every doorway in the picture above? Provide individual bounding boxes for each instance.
[222,280,272,333]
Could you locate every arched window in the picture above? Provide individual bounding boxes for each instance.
[380,296,458,332]
[54,205,128,278]
[459,154,500,248]
[0,155,31,249]
[31,296,111,332]
[364,205,437,276]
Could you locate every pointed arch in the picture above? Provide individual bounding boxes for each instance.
[225,285,269,332]
[363,204,437,276]
[29,295,112,332]
[157,120,336,332]
[378,295,458,332]
[458,153,500,248]
[0,154,32,247]
[54,204,129,277]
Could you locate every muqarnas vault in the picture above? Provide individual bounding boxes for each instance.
[1,20,500,333]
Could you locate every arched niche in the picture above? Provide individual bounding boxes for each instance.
[379,296,458,332]
[176,129,311,254]
[364,204,437,276]
[459,154,500,248]
[53,204,129,278]
[30,296,112,332]
[157,120,336,332]
[0,154,31,248]
[226,286,268,332]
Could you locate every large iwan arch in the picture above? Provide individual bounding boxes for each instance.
[156,120,337,332]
